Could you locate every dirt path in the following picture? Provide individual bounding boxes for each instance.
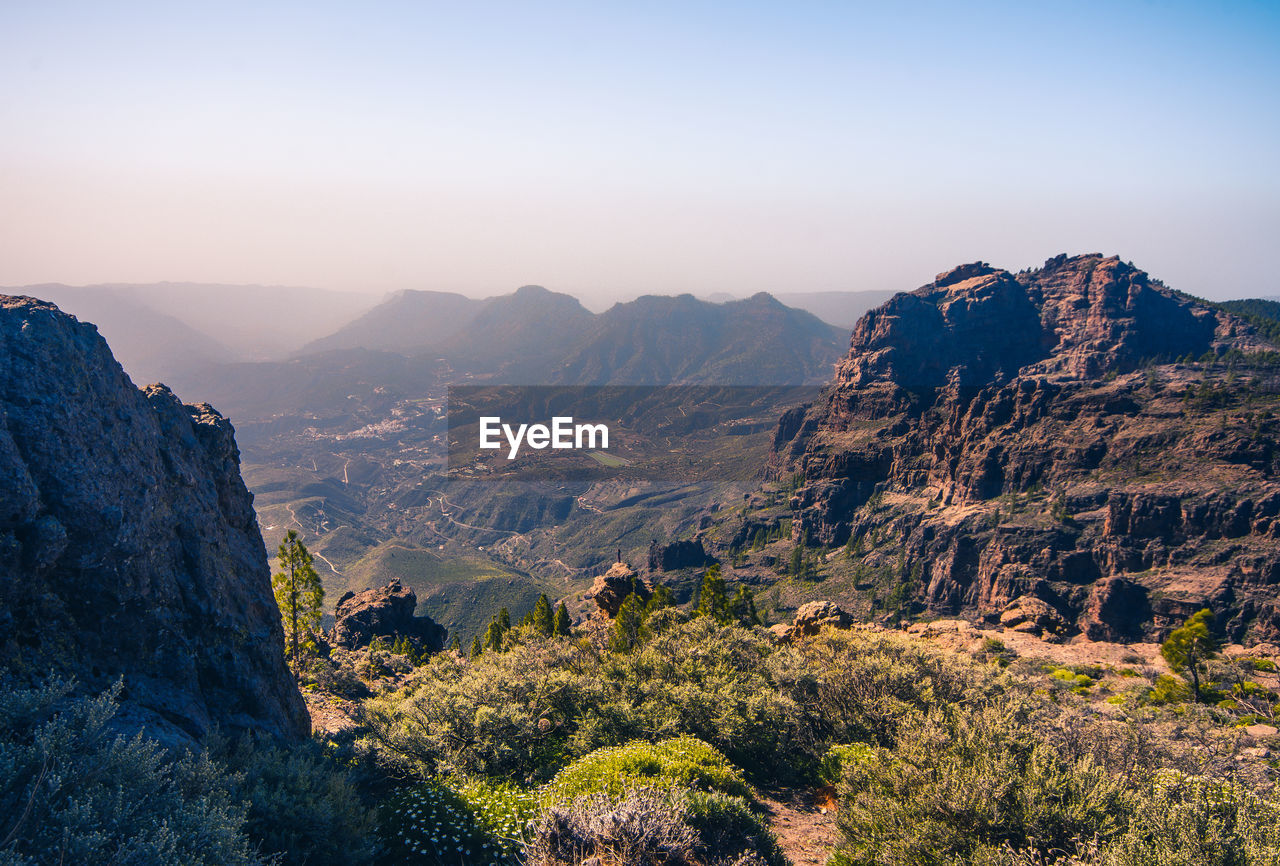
[759,787,839,866]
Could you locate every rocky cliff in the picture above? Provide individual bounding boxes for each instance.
[769,254,1280,642]
[0,296,308,742]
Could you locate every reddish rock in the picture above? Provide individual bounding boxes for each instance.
[585,562,650,617]
[331,580,446,652]
[790,601,853,639]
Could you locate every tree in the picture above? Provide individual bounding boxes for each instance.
[553,601,572,636]
[449,635,462,653]
[498,608,511,631]
[1161,608,1219,702]
[695,564,729,624]
[532,594,554,636]
[272,530,324,676]
[729,585,760,626]
[610,593,645,652]
[484,618,505,652]
[470,635,483,658]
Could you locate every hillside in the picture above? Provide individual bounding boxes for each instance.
[551,292,844,385]
[754,254,1280,642]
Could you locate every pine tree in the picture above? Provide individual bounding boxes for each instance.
[1161,609,1219,702]
[695,564,729,624]
[272,529,324,676]
[449,636,462,653]
[484,618,505,652]
[532,594,554,636]
[729,585,760,626]
[610,593,645,652]
[553,601,572,636]
[498,608,511,631]
[470,635,483,658]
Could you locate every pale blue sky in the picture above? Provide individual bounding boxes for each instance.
[2,1,1277,302]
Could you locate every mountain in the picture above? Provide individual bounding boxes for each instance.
[552,292,845,385]
[2,282,377,377]
[0,295,308,743]
[300,289,485,356]
[7,285,236,385]
[442,285,596,378]
[770,290,899,330]
[766,254,1280,642]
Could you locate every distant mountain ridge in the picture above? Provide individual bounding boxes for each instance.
[298,284,845,386]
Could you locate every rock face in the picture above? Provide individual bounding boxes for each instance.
[648,539,713,572]
[769,255,1280,642]
[331,580,447,651]
[585,562,650,617]
[0,296,308,742]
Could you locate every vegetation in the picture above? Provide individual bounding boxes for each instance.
[273,530,325,675]
[1162,608,1220,702]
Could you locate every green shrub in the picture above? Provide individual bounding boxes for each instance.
[362,620,806,783]
[818,743,876,785]
[379,784,500,864]
[213,734,377,865]
[830,698,1132,865]
[0,677,262,866]
[544,737,752,805]
[453,778,540,859]
[1147,674,1194,705]
[1104,770,1280,865]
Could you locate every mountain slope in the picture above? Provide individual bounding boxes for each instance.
[552,292,845,385]
[300,289,485,356]
[9,285,235,385]
[766,254,1280,642]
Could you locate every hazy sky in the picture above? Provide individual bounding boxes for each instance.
[2,1,1277,304]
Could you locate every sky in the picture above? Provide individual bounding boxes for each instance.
[1,1,1277,304]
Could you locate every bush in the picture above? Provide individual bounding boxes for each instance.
[379,783,503,864]
[525,788,698,866]
[544,737,752,805]
[0,677,263,866]
[830,697,1132,865]
[362,620,806,783]
[213,734,378,865]
[526,787,784,866]
[1104,770,1280,865]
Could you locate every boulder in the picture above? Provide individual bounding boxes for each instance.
[790,601,853,639]
[999,595,1070,638]
[331,580,447,652]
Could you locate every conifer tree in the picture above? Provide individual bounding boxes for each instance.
[498,608,511,631]
[484,618,505,652]
[553,601,572,636]
[470,635,483,658]
[1161,608,1219,702]
[610,593,645,652]
[272,529,324,676]
[730,585,760,626]
[695,564,730,624]
[532,594,554,636]
[450,636,462,653]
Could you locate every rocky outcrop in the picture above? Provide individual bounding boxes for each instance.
[585,561,650,617]
[0,296,308,743]
[769,601,854,643]
[998,596,1070,639]
[648,538,714,572]
[768,255,1280,643]
[331,580,447,651]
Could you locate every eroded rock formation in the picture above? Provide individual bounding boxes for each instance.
[0,296,308,742]
[331,580,447,651]
[768,255,1280,642]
